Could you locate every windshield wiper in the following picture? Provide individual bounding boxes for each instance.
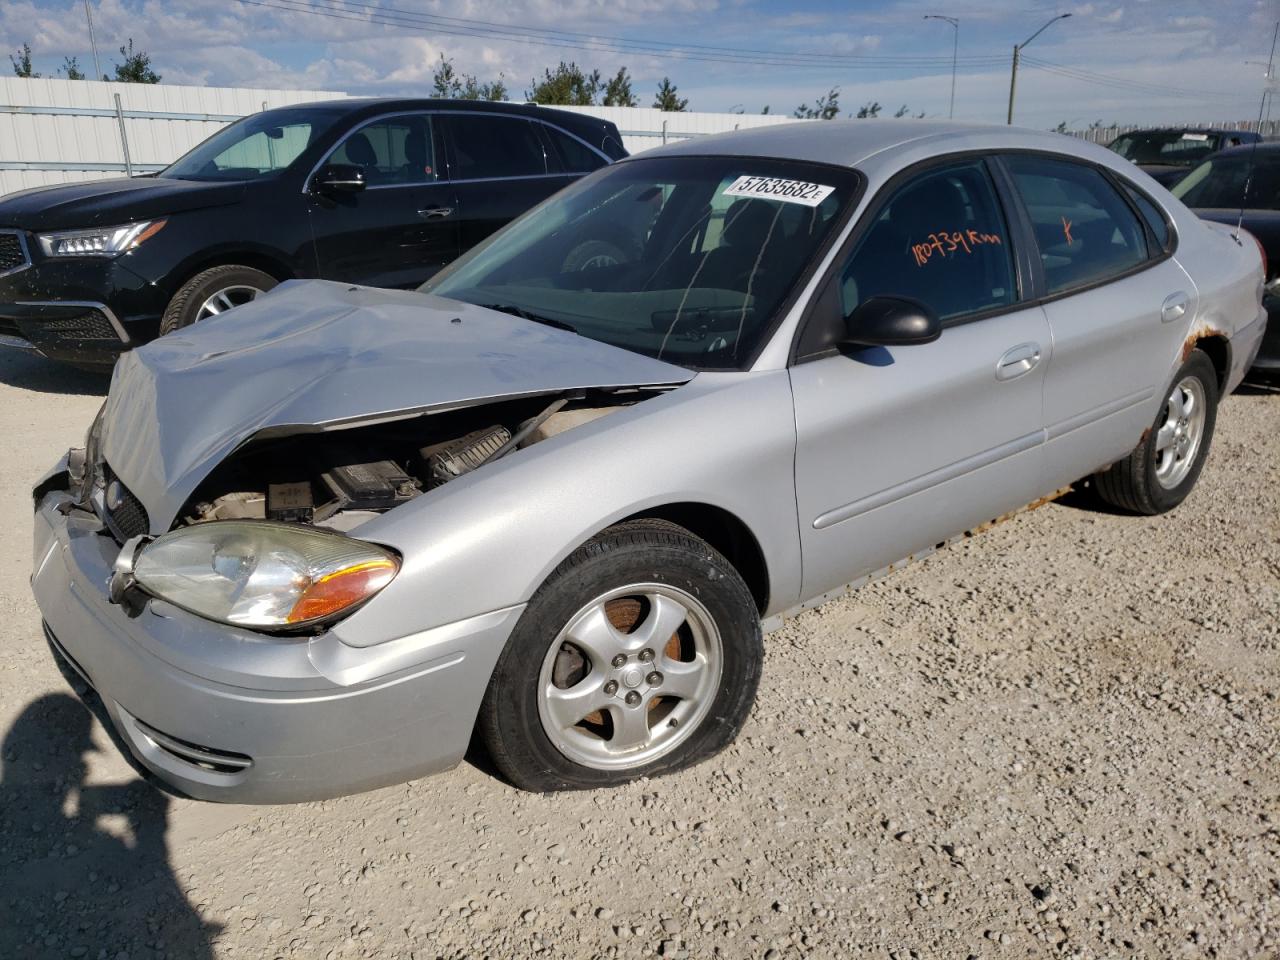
[477,303,577,334]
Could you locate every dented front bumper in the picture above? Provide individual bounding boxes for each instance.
[32,474,521,803]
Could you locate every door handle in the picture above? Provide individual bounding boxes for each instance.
[418,206,454,219]
[1161,291,1190,323]
[995,342,1041,381]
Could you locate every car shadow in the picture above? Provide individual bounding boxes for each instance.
[1234,375,1279,396]
[0,692,220,958]
[0,350,110,396]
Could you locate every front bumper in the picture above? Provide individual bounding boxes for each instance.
[0,234,168,365]
[32,473,520,803]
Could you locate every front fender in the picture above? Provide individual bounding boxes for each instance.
[330,371,801,648]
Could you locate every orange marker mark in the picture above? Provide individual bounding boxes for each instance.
[1062,216,1074,246]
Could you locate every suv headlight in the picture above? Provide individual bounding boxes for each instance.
[132,520,399,630]
[38,220,166,258]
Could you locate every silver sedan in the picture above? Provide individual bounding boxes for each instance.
[32,120,1266,801]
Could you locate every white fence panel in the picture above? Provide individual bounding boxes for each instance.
[557,105,809,154]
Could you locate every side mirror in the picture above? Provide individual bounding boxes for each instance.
[842,296,941,348]
[311,163,367,194]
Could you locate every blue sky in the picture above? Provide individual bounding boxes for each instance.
[2,0,1274,127]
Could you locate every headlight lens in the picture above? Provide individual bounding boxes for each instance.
[38,220,166,258]
[133,520,399,630]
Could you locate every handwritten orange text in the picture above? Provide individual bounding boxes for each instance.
[911,229,1002,267]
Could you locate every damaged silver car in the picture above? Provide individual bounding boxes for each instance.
[32,122,1266,801]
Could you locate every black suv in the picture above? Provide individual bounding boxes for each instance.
[0,98,626,367]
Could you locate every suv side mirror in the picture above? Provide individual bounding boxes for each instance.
[311,164,367,194]
[842,296,941,348]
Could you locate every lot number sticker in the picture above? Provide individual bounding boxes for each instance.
[723,175,836,207]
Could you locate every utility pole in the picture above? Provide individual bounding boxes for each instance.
[1006,13,1072,125]
[923,15,959,119]
[83,0,101,81]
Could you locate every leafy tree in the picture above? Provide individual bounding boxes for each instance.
[653,76,687,112]
[109,39,160,83]
[60,55,85,79]
[432,55,506,101]
[10,43,39,78]
[602,67,636,107]
[892,104,926,119]
[528,61,602,106]
[855,101,882,118]
[761,105,771,115]
[795,87,840,120]
[1053,121,1069,133]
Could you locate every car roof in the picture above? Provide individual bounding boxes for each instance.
[648,119,1115,171]
[268,97,616,134]
[1208,140,1280,159]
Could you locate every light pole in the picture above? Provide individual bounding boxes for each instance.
[83,0,101,80]
[923,15,959,120]
[1006,13,1072,125]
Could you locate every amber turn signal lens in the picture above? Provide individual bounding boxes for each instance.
[287,558,399,624]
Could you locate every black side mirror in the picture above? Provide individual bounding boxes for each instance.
[311,163,367,194]
[842,296,941,348]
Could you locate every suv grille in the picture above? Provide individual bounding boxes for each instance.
[41,309,121,342]
[0,231,29,275]
[102,467,150,541]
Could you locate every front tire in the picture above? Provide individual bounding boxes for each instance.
[159,264,277,336]
[1093,349,1219,515]
[478,519,763,791]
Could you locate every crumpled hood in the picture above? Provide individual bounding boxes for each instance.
[102,280,693,531]
[0,176,244,231]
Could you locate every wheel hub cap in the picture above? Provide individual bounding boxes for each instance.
[1153,375,1206,490]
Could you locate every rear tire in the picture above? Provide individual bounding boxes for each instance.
[159,265,277,336]
[1093,349,1219,515]
[478,519,763,792]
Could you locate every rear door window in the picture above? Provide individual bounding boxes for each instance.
[1003,155,1148,294]
[447,115,548,180]
[839,160,1017,323]
[541,124,608,173]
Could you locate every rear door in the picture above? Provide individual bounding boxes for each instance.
[790,158,1051,601]
[308,112,459,287]
[998,154,1192,490]
[442,113,571,253]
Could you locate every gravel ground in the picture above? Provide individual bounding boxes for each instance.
[0,348,1277,960]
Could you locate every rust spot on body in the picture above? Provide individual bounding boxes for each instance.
[1182,327,1227,363]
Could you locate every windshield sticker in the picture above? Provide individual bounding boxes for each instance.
[723,175,836,207]
[1181,133,1210,141]
[911,229,1002,267]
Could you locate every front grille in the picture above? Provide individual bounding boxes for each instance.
[0,231,29,275]
[40,309,120,342]
[102,467,150,541]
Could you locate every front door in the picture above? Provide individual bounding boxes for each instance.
[998,155,1195,490]
[791,159,1050,601]
[308,113,459,288]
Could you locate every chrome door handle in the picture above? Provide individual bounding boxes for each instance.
[418,206,454,219]
[995,342,1042,381]
[1161,291,1190,323]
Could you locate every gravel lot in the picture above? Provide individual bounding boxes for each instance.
[1,347,1276,960]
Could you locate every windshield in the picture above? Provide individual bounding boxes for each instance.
[160,107,344,182]
[421,156,858,370]
[1172,153,1280,210]
[1109,130,1223,166]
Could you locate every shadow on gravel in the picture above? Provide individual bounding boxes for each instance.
[1234,376,1279,396]
[0,694,220,959]
[0,350,110,396]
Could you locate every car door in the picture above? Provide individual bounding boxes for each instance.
[307,113,460,288]
[998,155,1193,491]
[441,113,572,254]
[790,158,1052,602]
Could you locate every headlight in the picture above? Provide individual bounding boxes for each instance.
[38,220,166,258]
[132,520,399,630]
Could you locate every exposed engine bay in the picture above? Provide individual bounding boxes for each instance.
[180,390,650,532]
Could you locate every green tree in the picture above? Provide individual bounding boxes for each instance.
[1053,121,1069,133]
[855,101,882,118]
[528,61,602,106]
[432,53,462,98]
[432,55,506,101]
[761,105,771,115]
[653,76,687,112]
[109,39,160,83]
[10,43,39,78]
[602,67,636,107]
[795,87,840,120]
[60,55,85,80]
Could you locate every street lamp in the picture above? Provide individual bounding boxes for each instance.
[1006,13,1072,125]
[923,15,959,120]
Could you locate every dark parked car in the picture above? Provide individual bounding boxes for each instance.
[0,98,626,367]
[1108,127,1261,188]
[1172,141,1280,375]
